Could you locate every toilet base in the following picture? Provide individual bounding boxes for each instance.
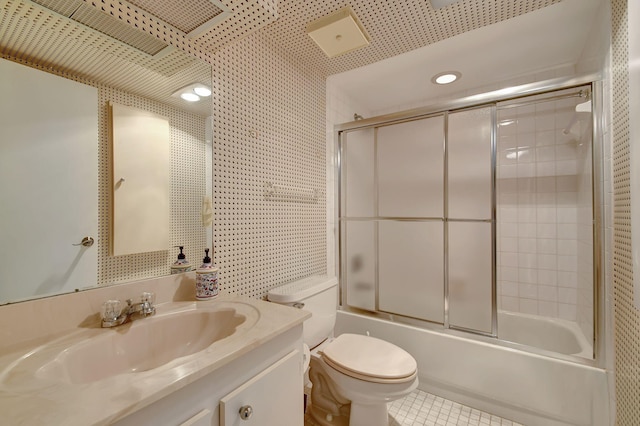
[308,354,417,426]
[307,397,391,426]
[308,399,350,426]
[308,361,351,426]
[350,401,389,426]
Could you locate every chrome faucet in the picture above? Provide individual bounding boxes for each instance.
[101,292,156,328]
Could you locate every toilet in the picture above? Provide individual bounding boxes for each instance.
[267,276,418,426]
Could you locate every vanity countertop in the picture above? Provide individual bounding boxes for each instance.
[0,295,310,425]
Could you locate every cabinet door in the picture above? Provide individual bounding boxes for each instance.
[220,350,302,426]
[110,102,170,255]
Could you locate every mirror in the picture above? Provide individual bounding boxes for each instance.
[0,0,212,305]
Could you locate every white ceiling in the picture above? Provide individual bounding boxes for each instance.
[328,0,604,113]
[260,0,562,76]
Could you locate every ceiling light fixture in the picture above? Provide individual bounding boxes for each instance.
[193,86,212,97]
[180,93,201,102]
[431,71,461,85]
[171,83,212,102]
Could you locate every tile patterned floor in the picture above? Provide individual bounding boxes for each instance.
[305,389,524,426]
[387,390,523,426]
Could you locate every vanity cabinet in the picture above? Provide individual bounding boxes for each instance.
[113,326,304,426]
[219,350,301,425]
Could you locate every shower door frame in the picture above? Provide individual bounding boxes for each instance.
[334,74,606,367]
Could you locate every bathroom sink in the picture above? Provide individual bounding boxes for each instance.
[2,301,259,385]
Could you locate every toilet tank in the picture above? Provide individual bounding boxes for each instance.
[267,276,338,349]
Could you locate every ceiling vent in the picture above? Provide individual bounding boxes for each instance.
[31,0,170,56]
[30,0,231,56]
[127,0,230,37]
[306,7,370,58]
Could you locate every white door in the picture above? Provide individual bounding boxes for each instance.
[0,59,98,303]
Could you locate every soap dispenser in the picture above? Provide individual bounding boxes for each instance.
[195,248,219,300]
[171,246,193,274]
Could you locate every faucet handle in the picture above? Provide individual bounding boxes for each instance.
[140,292,156,316]
[141,292,155,305]
[101,300,122,322]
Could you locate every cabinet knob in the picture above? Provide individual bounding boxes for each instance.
[238,405,253,420]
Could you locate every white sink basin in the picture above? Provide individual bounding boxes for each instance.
[2,301,259,385]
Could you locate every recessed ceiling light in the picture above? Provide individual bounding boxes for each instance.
[194,86,212,97]
[431,71,461,85]
[180,93,201,102]
[172,83,212,102]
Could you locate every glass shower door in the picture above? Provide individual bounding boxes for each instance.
[447,107,494,334]
[340,115,446,324]
[339,82,596,359]
[376,116,445,323]
[495,86,594,358]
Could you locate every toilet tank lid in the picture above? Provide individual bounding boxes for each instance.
[267,275,338,303]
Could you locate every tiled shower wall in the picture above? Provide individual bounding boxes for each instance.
[496,92,592,331]
[211,32,327,299]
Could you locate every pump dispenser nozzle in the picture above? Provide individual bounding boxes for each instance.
[170,245,192,274]
[176,246,186,260]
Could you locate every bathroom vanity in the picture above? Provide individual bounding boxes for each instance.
[0,275,309,425]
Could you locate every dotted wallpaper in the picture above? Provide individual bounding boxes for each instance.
[611,0,640,424]
[211,33,327,299]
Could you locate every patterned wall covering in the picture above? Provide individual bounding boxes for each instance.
[210,34,327,298]
[611,0,640,424]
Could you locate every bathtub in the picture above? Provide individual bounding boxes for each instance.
[335,310,610,426]
[498,311,593,358]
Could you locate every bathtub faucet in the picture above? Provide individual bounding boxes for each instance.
[100,292,156,328]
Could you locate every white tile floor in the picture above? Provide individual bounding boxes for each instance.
[305,389,524,426]
[388,390,523,426]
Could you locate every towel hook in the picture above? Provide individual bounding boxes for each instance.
[73,236,95,247]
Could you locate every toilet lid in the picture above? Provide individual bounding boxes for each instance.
[321,334,417,383]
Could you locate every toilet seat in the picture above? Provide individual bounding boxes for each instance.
[321,334,417,384]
